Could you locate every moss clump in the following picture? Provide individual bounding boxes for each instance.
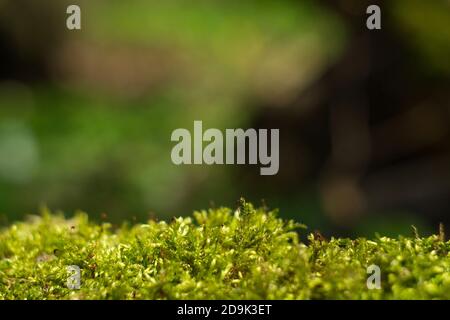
[0,200,449,300]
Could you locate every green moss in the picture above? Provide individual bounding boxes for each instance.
[0,199,449,300]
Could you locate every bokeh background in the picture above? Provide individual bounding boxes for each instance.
[0,0,449,237]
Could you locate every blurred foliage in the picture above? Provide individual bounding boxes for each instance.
[0,0,345,222]
[0,0,448,237]
[390,0,450,75]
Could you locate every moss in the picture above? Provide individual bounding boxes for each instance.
[0,199,449,300]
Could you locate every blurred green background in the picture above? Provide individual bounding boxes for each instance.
[0,0,449,237]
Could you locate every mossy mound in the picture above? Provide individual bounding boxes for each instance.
[0,200,449,300]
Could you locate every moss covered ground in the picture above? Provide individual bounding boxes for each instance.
[0,200,449,300]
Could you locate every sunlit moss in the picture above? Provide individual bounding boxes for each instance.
[0,199,449,300]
